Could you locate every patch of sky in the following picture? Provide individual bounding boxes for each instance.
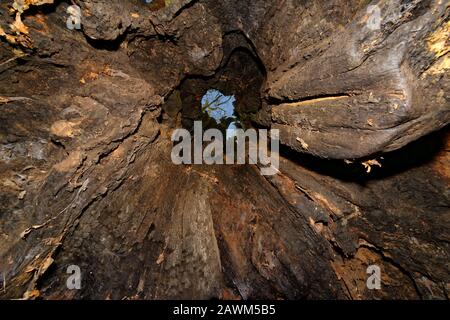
[201,89,240,139]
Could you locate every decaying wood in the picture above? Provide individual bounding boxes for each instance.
[0,0,448,300]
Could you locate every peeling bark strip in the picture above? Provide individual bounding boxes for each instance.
[0,0,448,300]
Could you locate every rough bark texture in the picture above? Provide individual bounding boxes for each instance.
[0,0,448,299]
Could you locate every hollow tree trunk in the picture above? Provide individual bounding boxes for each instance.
[0,0,448,300]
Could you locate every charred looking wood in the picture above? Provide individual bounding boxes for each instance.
[0,0,448,300]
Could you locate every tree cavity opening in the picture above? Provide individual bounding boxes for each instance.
[161,48,266,134]
[200,89,239,138]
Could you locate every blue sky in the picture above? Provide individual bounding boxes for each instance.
[201,89,236,123]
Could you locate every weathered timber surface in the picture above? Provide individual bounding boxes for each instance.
[0,0,448,300]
